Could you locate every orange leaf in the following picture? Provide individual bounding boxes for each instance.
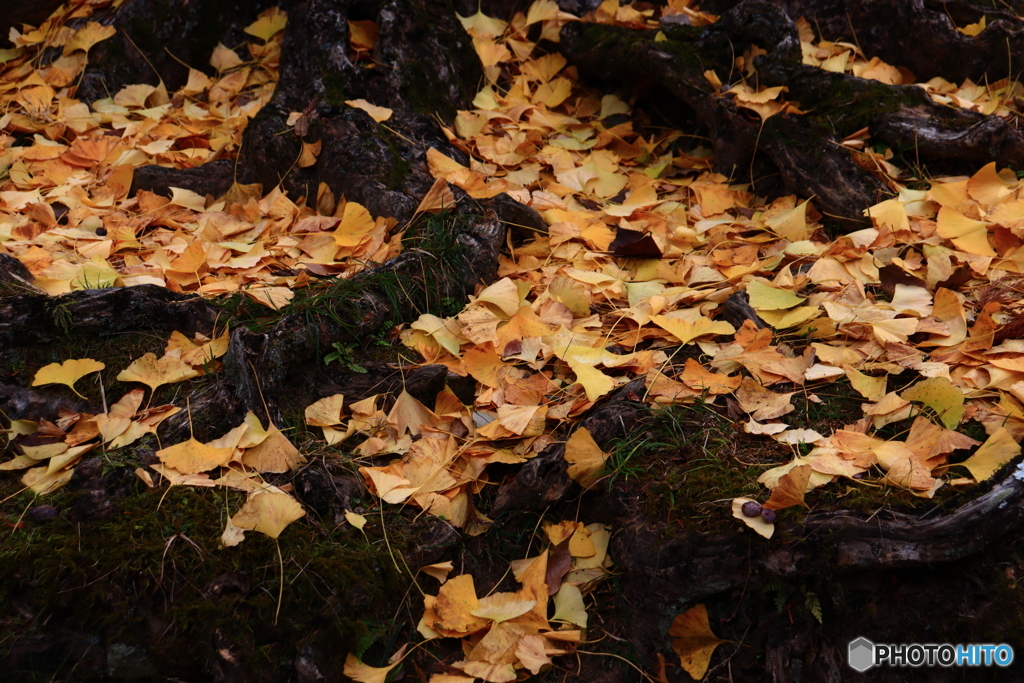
[156,437,234,474]
[763,464,812,510]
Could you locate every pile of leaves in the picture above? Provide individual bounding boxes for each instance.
[345,520,611,683]
[0,2,403,307]
[4,0,1024,680]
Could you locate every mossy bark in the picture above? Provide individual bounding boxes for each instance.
[560,0,1024,229]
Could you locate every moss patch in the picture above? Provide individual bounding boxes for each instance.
[0,469,411,681]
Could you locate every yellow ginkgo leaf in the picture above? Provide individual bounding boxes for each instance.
[650,313,735,345]
[731,498,774,539]
[471,593,537,623]
[243,287,294,310]
[98,388,145,443]
[551,584,587,628]
[117,353,200,393]
[243,8,287,41]
[516,634,554,675]
[763,464,812,510]
[168,186,207,211]
[209,43,243,72]
[900,376,964,428]
[570,362,615,402]
[457,10,507,39]
[746,280,804,310]
[240,423,305,473]
[156,437,234,474]
[343,654,399,683]
[413,564,451,590]
[433,574,489,635]
[305,394,345,427]
[670,604,726,680]
[959,428,1021,482]
[563,427,609,489]
[334,201,378,248]
[345,98,393,122]
[22,464,75,495]
[839,367,883,403]
[345,510,367,530]
[149,463,216,488]
[63,22,117,54]
[18,442,67,460]
[230,491,305,539]
[935,206,995,256]
[32,358,105,398]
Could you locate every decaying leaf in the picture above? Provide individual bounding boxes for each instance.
[763,465,813,511]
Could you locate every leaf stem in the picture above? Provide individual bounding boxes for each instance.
[274,537,284,625]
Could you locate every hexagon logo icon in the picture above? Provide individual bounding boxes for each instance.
[848,637,875,672]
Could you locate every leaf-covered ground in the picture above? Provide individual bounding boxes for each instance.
[3,1,1024,681]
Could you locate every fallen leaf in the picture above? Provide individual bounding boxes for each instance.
[421,561,454,584]
[433,574,489,635]
[240,422,305,473]
[230,491,305,539]
[156,437,234,474]
[345,510,367,530]
[563,427,609,489]
[670,604,726,680]
[346,98,393,122]
[731,497,774,539]
[551,584,587,628]
[32,358,105,398]
[959,428,1021,482]
[900,376,964,428]
[343,654,399,683]
[763,464,813,510]
[304,393,345,426]
[117,353,200,394]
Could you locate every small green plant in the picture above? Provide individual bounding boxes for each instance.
[805,591,823,624]
[324,341,368,373]
[437,296,462,317]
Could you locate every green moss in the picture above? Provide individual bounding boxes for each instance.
[0,479,409,680]
[613,378,992,540]
[321,70,348,107]
[373,134,411,191]
[1,331,168,401]
[279,208,476,336]
[608,401,768,533]
[781,74,920,142]
[400,60,457,120]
